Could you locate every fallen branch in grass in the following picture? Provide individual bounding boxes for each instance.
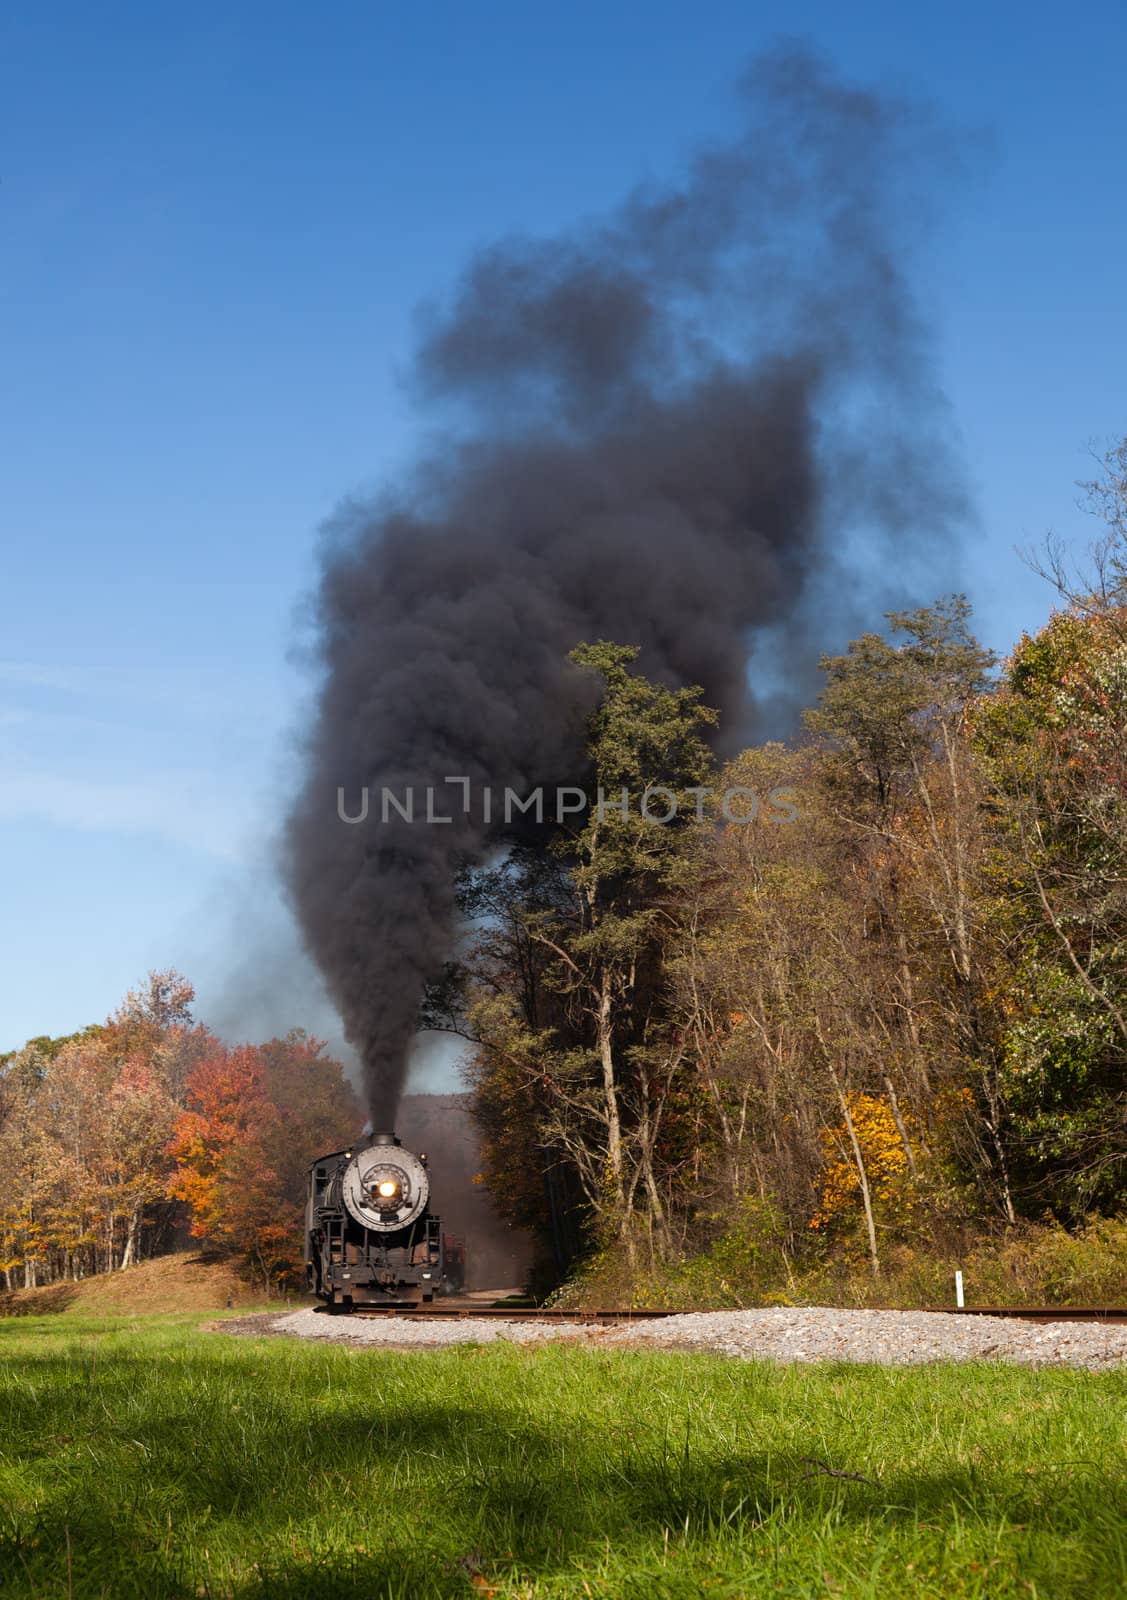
[798,1457,879,1486]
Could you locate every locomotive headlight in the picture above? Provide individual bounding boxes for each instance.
[377,1179,399,1199]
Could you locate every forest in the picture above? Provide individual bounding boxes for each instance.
[4,442,1127,1306]
[454,441,1127,1304]
[0,973,360,1291]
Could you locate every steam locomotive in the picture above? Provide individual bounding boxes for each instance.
[304,1133,444,1309]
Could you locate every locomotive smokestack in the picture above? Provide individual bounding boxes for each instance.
[285,45,966,1129]
[360,1125,400,1147]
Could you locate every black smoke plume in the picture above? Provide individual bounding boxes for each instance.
[286,46,966,1128]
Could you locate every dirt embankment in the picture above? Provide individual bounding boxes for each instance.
[0,1251,294,1318]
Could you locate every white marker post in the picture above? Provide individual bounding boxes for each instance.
[955,1270,965,1309]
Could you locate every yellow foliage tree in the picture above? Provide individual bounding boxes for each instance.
[811,1093,915,1231]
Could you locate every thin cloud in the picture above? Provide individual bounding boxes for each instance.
[0,763,251,860]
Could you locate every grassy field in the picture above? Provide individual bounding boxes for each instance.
[1,1315,1125,1598]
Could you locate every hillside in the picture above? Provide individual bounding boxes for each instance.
[0,1251,284,1318]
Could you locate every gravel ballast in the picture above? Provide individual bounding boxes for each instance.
[227,1306,1127,1370]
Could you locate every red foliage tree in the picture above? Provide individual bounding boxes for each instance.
[167,1032,361,1287]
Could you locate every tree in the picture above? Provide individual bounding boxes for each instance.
[0,1000,188,1286]
[167,1033,362,1286]
[463,642,717,1261]
[1,971,365,1293]
[976,603,1127,1215]
[803,597,1013,1229]
[454,849,584,1275]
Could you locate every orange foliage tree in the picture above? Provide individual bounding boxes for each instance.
[167,1031,362,1288]
[2,973,362,1294]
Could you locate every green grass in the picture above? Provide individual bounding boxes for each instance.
[0,1315,1125,1598]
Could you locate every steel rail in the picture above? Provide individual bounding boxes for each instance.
[923,1305,1127,1326]
[330,1305,677,1322]
[326,1304,1127,1325]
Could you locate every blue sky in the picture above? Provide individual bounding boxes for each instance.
[2,1,1125,1065]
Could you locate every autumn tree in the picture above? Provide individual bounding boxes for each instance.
[1,972,360,1292]
[167,1031,361,1286]
[663,744,823,1231]
[802,598,1012,1227]
[0,982,188,1286]
[639,602,1003,1277]
[976,603,1127,1215]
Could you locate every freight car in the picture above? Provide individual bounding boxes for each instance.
[304,1133,444,1309]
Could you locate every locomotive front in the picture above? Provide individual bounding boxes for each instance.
[304,1132,443,1309]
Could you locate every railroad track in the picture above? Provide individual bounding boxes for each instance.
[330,1303,1127,1325]
[335,1304,677,1323]
[924,1305,1127,1326]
